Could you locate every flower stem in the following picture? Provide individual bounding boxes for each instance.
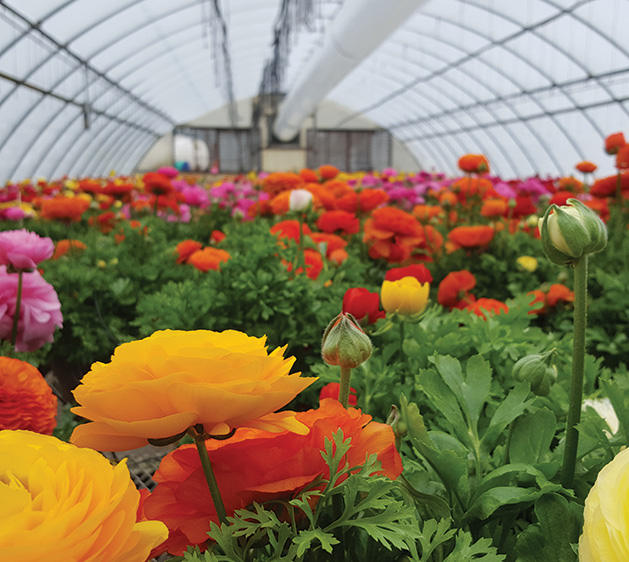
[561,255,588,488]
[10,271,23,349]
[191,431,228,525]
[338,366,352,408]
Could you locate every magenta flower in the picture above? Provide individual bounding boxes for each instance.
[0,229,54,271]
[0,266,63,352]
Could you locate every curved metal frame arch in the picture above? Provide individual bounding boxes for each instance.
[356,36,544,174]
[375,17,581,172]
[333,0,611,168]
[338,57,524,176]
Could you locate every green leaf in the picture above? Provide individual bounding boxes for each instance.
[443,530,505,562]
[509,408,559,477]
[481,382,534,451]
[293,529,339,556]
[400,395,470,508]
[600,376,629,445]
[514,494,580,562]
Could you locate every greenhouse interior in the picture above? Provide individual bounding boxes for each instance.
[0,0,628,561]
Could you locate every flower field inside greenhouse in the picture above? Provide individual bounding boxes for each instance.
[1,152,628,562]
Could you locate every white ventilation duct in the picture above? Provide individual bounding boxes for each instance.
[273,0,428,142]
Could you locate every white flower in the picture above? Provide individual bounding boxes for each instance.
[289,189,313,212]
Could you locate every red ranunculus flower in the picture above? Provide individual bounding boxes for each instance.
[319,382,357,406]
[437,270,476,309]
[342,287,386,325]
[143,399,402,556]
[605,132,626,155]
[385,263,433,284]
[465,298,508,320]
[0,356,57,434]
[316,210,360,235]
[549,191,575,207]
[143,172,174,196]
[616,145,629,169]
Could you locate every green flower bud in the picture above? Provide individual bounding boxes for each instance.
[386,405,407,440]
[513,349,557,397]
[538,198,607,265]
[321,312,372,369]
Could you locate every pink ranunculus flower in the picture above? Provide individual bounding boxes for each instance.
[0,229,54,271]
[0,266,63,351]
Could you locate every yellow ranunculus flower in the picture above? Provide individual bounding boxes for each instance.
[516,255,538,272]
[0,429,167,561]
[381,277,430,318]
[579,448,629,561]
[71,329,316,451]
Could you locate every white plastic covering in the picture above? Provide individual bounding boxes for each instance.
[0,0,628,181]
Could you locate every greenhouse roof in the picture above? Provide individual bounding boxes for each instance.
[0,0,627,181]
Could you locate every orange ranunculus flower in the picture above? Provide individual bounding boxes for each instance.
[605,132,626,155]
[316,210,360,235]
[142,399,402,556]
[299,168,319,183]
[465,298,508,320]
[270,219,312,243]
[457,154,489,174]
[175,240,203,264]
[437,270,476,309]
[210,230,226,244]
[545,283,575,307]
[480,198,508,218]
[0,357,57,434]
[448,225,494,249]
[412,204,443,222]
[308,232,347,258]
[187,247,231,272]
[363,207,424,263]
[558,176,585,193]
[0,430,167,560]
[304,183,336,210]
[70,329,316,451]
[269,190,292,215]
[40,196,90,222]
[359,188,389,212]
[576,161,597,174]
[51,239,87,259]
[329,247,348,265]
[262,172,304,198]
[324,179,353,198]
[451,177,493,204]
[616,145,629,169]
[584,197,610,222]
[318,164,340,180]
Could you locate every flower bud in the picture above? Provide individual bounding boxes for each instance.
[512,349,557,396]
[538,198,607,265]
[386,405,407,441]
[321,312,372,369]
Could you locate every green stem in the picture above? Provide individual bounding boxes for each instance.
[561,255,588,488]
[10,271,23,349]
[338,366,352,408]
[153,195,159,217]
[191,430,228,525]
